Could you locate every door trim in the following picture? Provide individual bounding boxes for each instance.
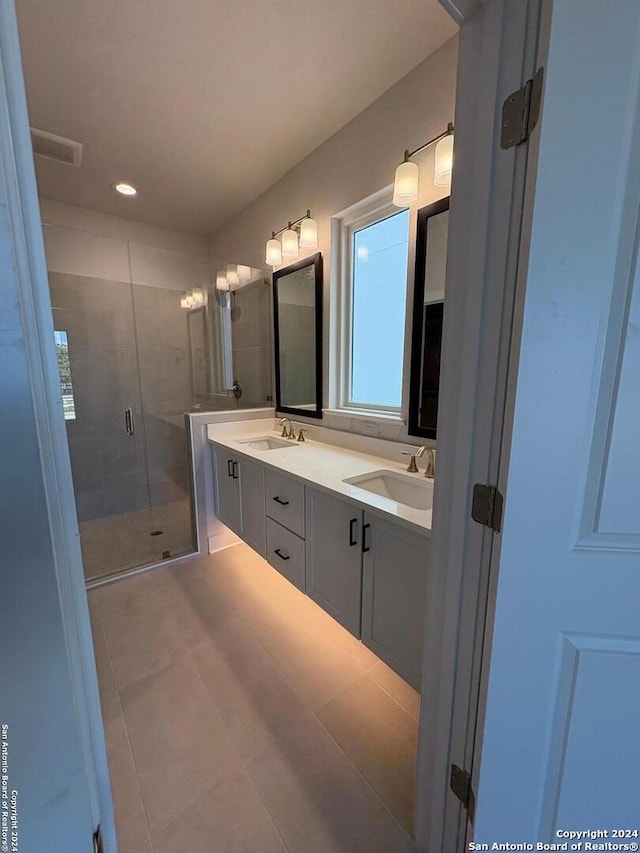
[0,4,116,850]
[415,0,545,849]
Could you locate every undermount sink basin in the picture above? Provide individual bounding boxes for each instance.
[343,469,433,511]
[238,435,297,451]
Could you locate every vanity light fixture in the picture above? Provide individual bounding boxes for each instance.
[226,264,240,287]
[281,226,300,260]
[265,209,318,267]
[237,264,252,283]
[112,180,138,196]
[434,132,454,187]
[299,215,318,250]
[216,271,229,291]
[180,288,205,309]
[392,122,454,207]
[265,235,282,267]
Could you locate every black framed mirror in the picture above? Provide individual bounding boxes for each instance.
[273,252,323,419]
[408,197,449,439]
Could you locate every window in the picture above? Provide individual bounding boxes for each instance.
[54,330,76,420]
[334,194,410,416]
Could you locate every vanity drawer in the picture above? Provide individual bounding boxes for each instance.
[265,468,305,537]
[266,517,305,592]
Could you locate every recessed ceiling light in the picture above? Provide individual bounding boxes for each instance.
[113,181,138,196]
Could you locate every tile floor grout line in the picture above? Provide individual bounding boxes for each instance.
[90,604,120,696]
[198,556,380,715]
[312,709,419,847]
[89,602,154,853]
[118,590,195,853]
[188,647,293,853]
[367,672,421,723]
[310,671,373,717]
[117,650,236,846]
[96,586,163,619]
[243,760,293,853]
[196,576,319,715]
[96,588,198,847]
[98,588,190,692]
[197,557,417,844]
[140,643,278,846]
[95,551,418,851]
[113,684,154,848]
[198,550,413,737]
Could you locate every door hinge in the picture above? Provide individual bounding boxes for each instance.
[471,484,504,533]
[501,66,544,149]
[450,764,476,824]
[93,826,103,853]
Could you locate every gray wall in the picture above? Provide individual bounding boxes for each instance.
[208,37,457,439]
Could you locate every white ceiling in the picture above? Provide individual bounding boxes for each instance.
[16,0,457,237]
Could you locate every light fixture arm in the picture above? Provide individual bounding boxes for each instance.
[404,122,454,161]
[270,210,312,239]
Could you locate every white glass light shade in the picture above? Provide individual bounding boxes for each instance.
[281,228,299,259]
[237,264,251,283]
[216,271,228,290]
[191,287,204,306]
[226,264,239,287]
[180,296,189,309]
[185,293,195,308]
[299,217,318,250]
[392,160,419,207]
[265,237,282,267]
[434,133,454,187]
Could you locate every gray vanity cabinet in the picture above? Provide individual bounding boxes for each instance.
[305,488,364,637]
[213,446,241,534]
[238,458,266,557]
[213,446,266,555]
[361,513,429,690]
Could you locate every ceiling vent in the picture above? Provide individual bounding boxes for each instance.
[30,127,83,168]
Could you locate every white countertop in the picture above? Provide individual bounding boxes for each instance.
[207,419,432,536]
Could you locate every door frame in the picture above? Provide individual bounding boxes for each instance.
[0,4,116,851]
[414,0,546,849]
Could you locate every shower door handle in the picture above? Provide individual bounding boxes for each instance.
[124,408,135,436]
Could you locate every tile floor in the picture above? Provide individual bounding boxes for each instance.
[81,499,195,581]
[89,543,420,853]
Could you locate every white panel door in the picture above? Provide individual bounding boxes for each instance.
[475,0,640,840]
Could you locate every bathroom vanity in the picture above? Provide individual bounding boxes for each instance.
[209,419,432,690]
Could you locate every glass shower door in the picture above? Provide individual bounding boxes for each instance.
[49,268,158,579]
[45,229,199,581]
[128,243,203,566]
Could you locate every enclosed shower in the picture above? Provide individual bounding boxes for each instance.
[44,224,270,582]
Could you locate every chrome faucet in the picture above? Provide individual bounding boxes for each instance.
[278,417,294,439]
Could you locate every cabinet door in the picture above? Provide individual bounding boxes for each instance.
[213,446,241,534]
[362,513,429,690]
[305,488,363,637]
[238,457,266,556]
